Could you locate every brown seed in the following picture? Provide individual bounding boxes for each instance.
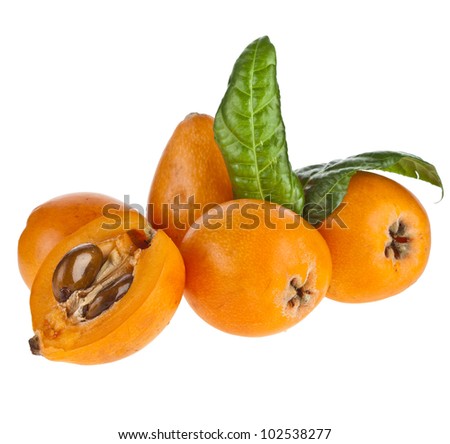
[83,273,133,320]
[52,243,104,302]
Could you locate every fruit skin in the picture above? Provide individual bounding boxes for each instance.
[180,199,332,337]
[148,113,233,246]
[18,192,128,288]
[30,211,185,365]
[318,171,431,303]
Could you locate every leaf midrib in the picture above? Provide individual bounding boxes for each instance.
[249,39,265,201]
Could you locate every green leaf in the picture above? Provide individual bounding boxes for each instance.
[296,150,444,225]
[214,36,304,214]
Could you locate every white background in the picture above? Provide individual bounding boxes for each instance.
[1,1,449,443]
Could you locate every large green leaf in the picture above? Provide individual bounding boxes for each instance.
[296,151,444,225]
[214,36,304,214]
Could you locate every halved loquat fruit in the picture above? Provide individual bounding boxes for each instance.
[29,210,185,364]
[180,199,332,337]
[318,171,431,303]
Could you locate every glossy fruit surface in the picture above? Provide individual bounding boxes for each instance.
[318,171,431,303]
[18,192,128,288]
[148,113,233,246]
[180,199,332,337]
[29,211,185,365]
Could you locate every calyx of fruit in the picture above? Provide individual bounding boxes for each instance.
[286,276,313,315]
[385,219,410,260]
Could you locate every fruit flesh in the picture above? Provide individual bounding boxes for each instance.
[318,171,431,303]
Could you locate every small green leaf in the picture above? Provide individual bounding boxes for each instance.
[214,36,304,214]
[296,151,444,225]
